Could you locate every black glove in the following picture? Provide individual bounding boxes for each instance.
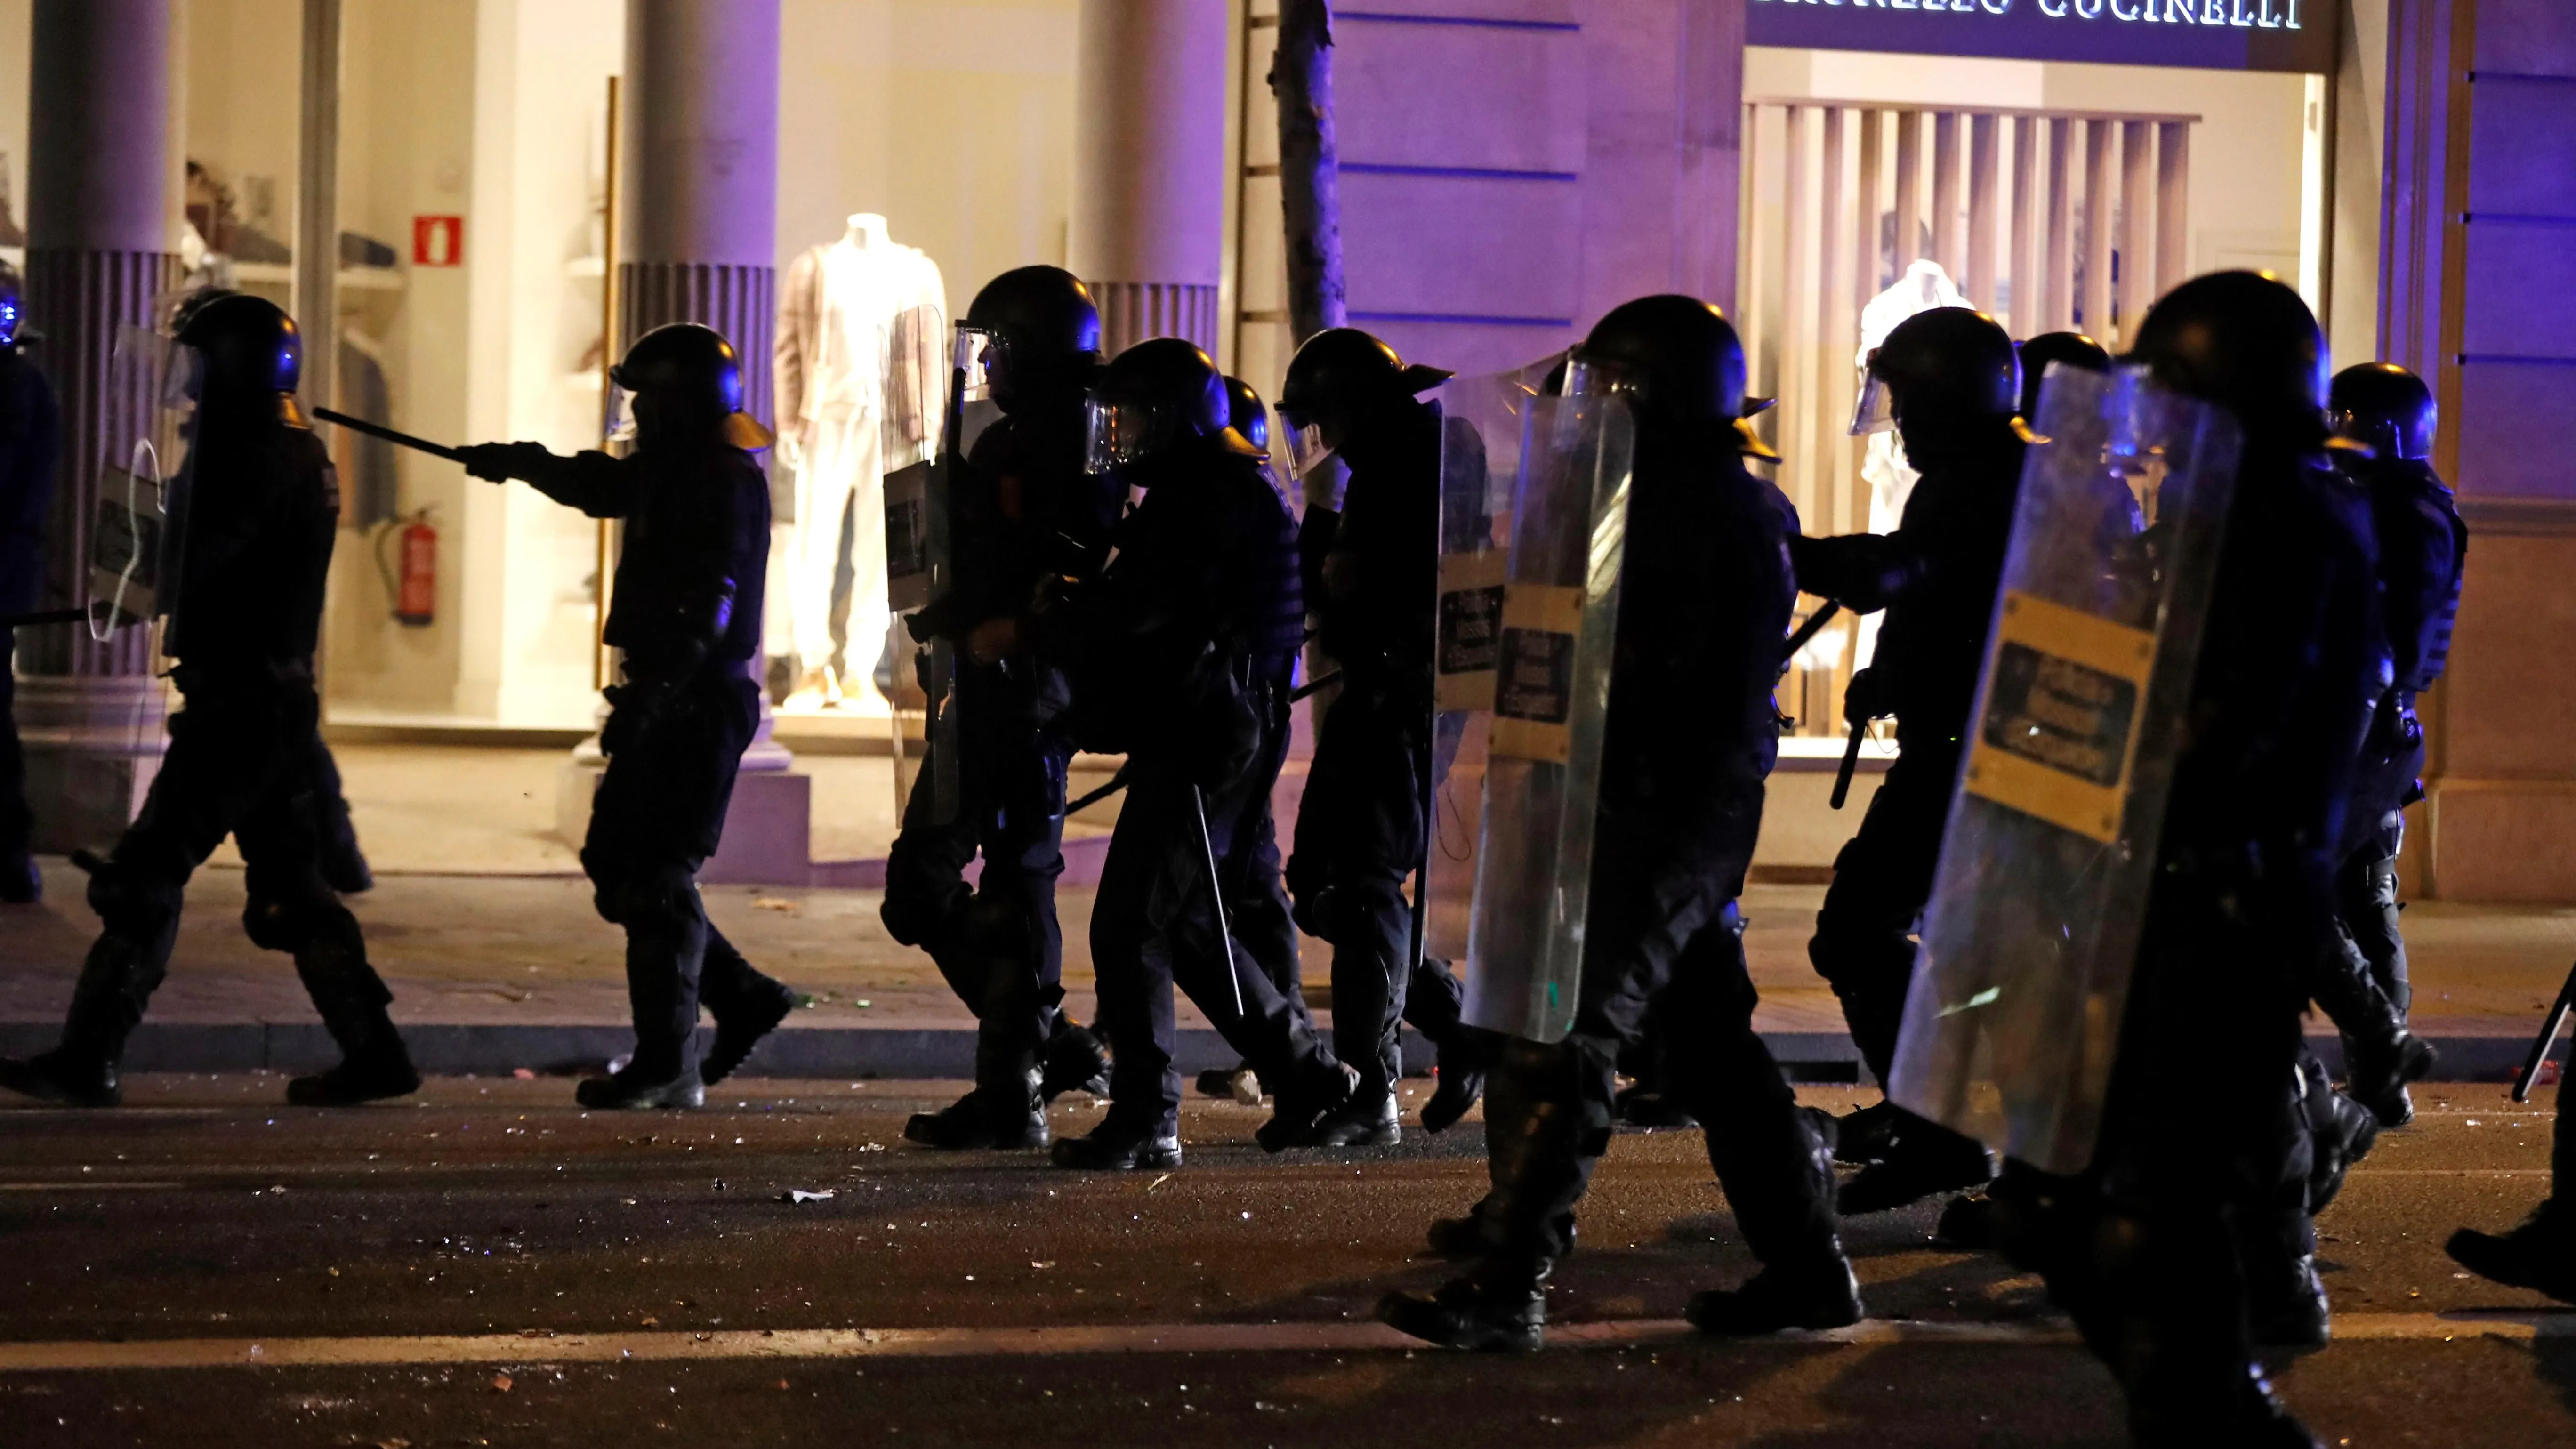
[457,441,556,483]
[1843,666,1892,728]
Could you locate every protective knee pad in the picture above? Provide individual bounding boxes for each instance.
[83,854,183,943]
[242,885,343,954]
[594,866,698,931]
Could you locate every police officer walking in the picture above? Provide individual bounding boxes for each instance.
[1274,327,1474,1145]
[0,260,59,904]
[2002,272,2383,1448]
[0,294,416,1108]
[1041,338,1352,1170]
[460,324,799,1110]
[886,266,1119,1150]
[1791,307,2030,1211]
[1380,297,1859,1349]
[2313,362,2462,1127]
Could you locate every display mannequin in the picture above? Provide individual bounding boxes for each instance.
[773,213,945,709]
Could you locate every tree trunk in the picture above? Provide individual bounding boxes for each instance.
[1269,0,1344,347]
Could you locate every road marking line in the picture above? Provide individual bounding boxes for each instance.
[0,1312,2568,1372]
[0,1182,181,1192]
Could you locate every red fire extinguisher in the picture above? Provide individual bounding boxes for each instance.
[374,507,437,628]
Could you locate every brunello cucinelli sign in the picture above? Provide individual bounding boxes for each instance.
[1747,0,2339,76]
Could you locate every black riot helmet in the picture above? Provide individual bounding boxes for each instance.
[2127,270,2329,445]
[1852,307,2020,446]
[2329,362,2438,461]
[2014,330,2110,423]
[175,290,307,427]
[1275,327,1449,476]
[1223,375,1272,456]
[963,266,1103,413]
[0,259,21,349]
[610,322,773,451]
[1570,294,1775,459]
[1084,337,1262,482]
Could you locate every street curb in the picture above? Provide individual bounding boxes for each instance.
[0,1021,2546,1086]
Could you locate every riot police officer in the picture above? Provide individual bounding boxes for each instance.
[2014,330,2110,423]
[1041,338,1351,1170]
[886,266,1119,1150]
[459,323,799,1110]
[1380,296,1859,1350]
[2006,272,2382,1448]
[1792,306,2029,1212]
[0,294,416,1108]
[2314,362,2461,1127]
[0,259,59,903]
[1275,326,1474,1146]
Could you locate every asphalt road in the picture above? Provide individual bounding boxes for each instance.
[0,1075,2568,1447]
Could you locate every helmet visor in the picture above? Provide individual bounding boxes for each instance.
[1085,396,1193,475]
[606,382,640,444]
[953,325,998,403]
[1848,372,1896,436]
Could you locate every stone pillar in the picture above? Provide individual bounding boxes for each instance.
[2379,0,2576,902]
[17,0,180,853]
[561,0,809,886]
[1070,0,1227,356]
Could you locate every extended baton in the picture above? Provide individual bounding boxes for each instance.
[0,605,113,629]
[1829,719,1868,810]
[1289,668,1343,704]
[1779,600,1842,672]
[1187,781,1248,1021]
[313,407,467,464]
[2511,958,2576,1103]
[1062,763,1130,817]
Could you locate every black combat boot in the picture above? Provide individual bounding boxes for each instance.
[1814,1100,1900,1165]
[1836,1114,1994,1214]
[2305,1085,2379,1215]
[285,936,421,1106]
[1039,1015,1111,1101]
[0,919,172,1108]
[700,963,797,1087]
[906,1068,1050,1151]
[1049,1112,1183,1171]
[2342,1030,2436,1129]
[1699,1093,1864,1333]
[1257,1058,1358,1151]
[0,1050,120,1107]
[576,1058,706,1110]
[1378,1255,1550,1352]
[1420,1063,1484,1133]
[1309,1089,1401,1148]
[2249,1254,2332,1350]
[2447,1205,2576,1305]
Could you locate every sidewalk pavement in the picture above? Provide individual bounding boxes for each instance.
[3,858,2568,1085]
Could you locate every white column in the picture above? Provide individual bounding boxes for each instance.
[18,0,180,852]
[1070,0,1227,356]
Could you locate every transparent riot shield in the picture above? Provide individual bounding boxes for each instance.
[1457,389,1636,1043]
[1888,363,2242,1174]
[880,304,1001,827]
[1422,367,1538,965]
[89,323,199,639]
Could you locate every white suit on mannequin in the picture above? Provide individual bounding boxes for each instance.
[773,213,945,711]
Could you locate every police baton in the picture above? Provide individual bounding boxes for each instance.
[2512,958,2576,1103]
[1779,600,1842,674]
[0,605,114,629]
[313,407,467,463]
[1830,720,1868,811]
[1187,781,1249,1021]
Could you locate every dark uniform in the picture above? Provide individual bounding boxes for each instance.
[888,398,1122,1143]
[1998,272,2383,1448]
[1382,296,1858,1351]
[1046,338,1347,1170]
[0,273,61,902]
[1278,329,1469,1142]
[2307,364,2464,1127]
[463,323,797,1109]
[1791,307,2028,1211]
[0,294,414,1109]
